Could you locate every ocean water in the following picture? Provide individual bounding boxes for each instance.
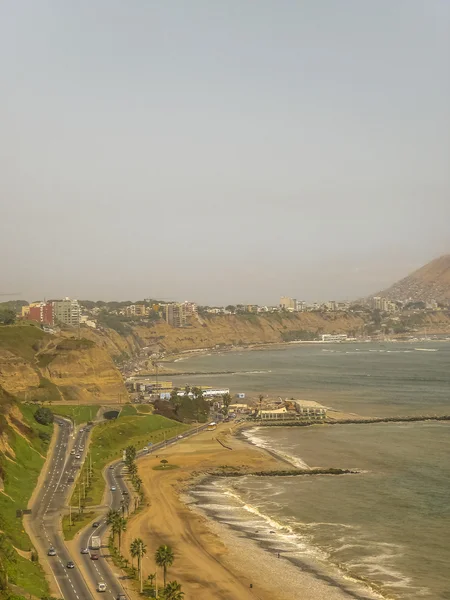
[171,341,450,416]
[182,342,450,599]
[191,423,450,599]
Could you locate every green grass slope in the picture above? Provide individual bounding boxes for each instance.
[0,392,51,599]
[71,414,190,507]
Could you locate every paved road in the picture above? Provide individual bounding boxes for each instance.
[28,418,94,600]
[30,419,212,599]
[76,422,212,597]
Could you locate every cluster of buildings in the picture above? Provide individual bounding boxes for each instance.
[22,298,81,327]
[280,296,350,312]
[115,300,198,328]
[370,297,399,313]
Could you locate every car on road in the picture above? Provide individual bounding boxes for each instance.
[66,561,75,569]
[90,553,99,560]
[47,548,56,556]
[110,486,116,491]
[109,465,114,470]
[92,521,100,528]
[177,435,183,439]
[80,548,89,554]
[70,449,76,455]
[116,595,127,600]
[122,490,128,495]
[75,454,81,459]
[97,582,107,592]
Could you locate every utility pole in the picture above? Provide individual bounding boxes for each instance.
[78,485,81,514]
[69,503,72,526]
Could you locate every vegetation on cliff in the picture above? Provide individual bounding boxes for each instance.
[0,390,51,599]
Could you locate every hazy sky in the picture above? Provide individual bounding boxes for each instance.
[1,1,449,305]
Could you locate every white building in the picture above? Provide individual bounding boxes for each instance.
[321,334,348,342]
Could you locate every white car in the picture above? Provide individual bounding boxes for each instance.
[75,454,81,459]
[110,486,116,492]
[70,450,76,455]
[97,582,107,592]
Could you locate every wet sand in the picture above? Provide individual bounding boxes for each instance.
[122,425,375,600]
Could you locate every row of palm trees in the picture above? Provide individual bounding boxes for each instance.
[129,538,183,599]
[107,447,184,598]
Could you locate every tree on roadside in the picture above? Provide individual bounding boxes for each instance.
[155,544,174,588]
[125,445,137,463]
[130,537,147,592]
[163,580,184,600]
[221,392,232,417]
[160,459,168,469]
[130,539,139,568]
[107,509,121,546]
[128,462,138,477]
[113,517,127,553]
[34,406,54,425]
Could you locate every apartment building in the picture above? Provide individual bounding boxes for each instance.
[52,298,81,327]
[280,296,297,311]
[165,303,186,327]
[24,302,54,325]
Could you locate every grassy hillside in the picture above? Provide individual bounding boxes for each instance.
[71,414,190,507]
[0,323,127,403]
[51,404,99,425]
[0,391,51,599]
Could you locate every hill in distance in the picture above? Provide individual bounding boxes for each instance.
[373,254,450,304]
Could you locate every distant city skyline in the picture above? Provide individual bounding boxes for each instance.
[1,2,449,305]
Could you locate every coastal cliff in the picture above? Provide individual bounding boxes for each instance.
[0,324,127,403]
[83,309,450,358]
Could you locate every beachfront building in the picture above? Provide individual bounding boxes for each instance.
[257,406,327,421]
[296,406,327,420]
[321,333,348,342]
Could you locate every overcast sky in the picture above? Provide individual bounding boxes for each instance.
[1,1,449,305]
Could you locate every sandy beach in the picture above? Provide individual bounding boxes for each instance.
[122,424,379,600]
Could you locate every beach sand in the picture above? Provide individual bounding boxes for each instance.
[122,425,375,600]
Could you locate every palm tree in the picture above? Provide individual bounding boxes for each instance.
[163,580,184,600]
[130,537,147,591]
[155,545,174,588]
[116,517,127,553]
[128,462,138,476]
[107,509,120,546]
[130,539,139,568]
[221,392,231,417]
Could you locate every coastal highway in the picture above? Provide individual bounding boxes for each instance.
[28,418,94,600]
[76,422,213,597]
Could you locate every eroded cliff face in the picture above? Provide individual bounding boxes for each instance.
[0,325,127,403]
[126,312,367,353]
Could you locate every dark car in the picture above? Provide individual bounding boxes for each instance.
[66,561,75,569]
[90,553,99,560]
[92,521,100,528]
[117,595,127,600]
[122,490,128,495]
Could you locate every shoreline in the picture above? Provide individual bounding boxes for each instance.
[122,424,383,600]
